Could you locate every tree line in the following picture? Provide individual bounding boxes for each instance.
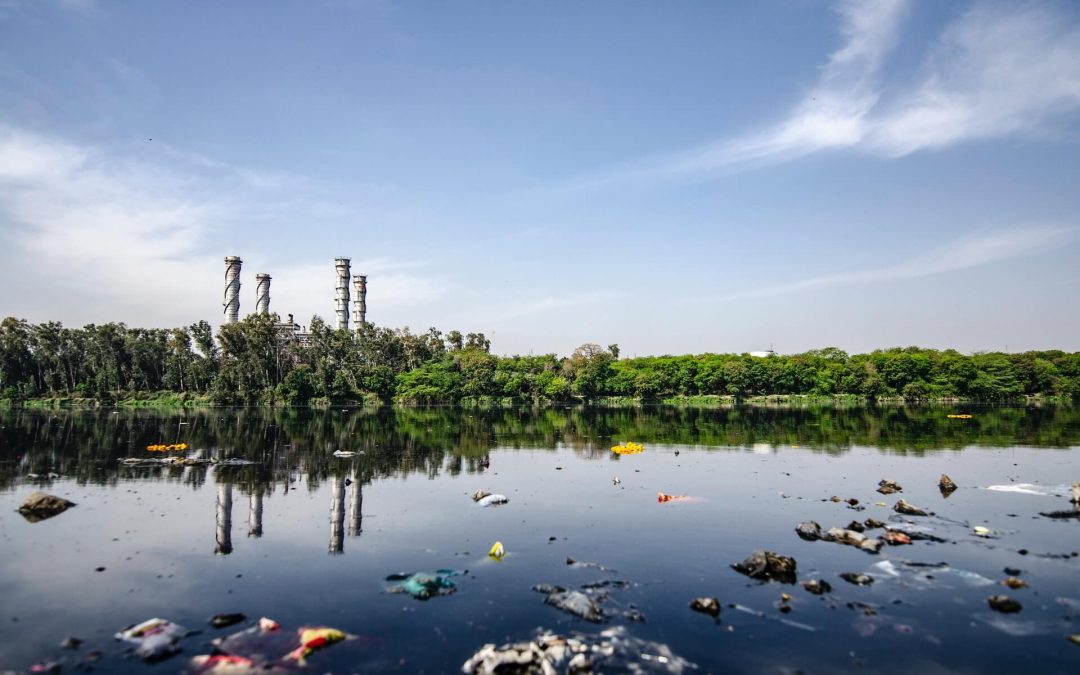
[1,314,1078,405]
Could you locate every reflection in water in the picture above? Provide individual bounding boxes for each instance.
[248,490,263,538]
[215,483,233,555]
[348,475,363,538]
[329,476,345,555]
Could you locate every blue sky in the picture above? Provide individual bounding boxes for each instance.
[1,0,1078,356]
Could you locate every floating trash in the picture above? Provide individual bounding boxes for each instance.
[611,442,645,455]
[488,541,506,561]
[386,569,464,599]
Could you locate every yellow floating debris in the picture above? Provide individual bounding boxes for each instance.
[146,443,189,452]
[947,414,973,419]
[611,441,645,455]
[488,541,506,561]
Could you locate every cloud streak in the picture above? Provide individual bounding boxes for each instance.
[580,1,1080,186]
[702,225,1073,303]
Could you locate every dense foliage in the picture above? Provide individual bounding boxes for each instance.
[1,315,1078,405]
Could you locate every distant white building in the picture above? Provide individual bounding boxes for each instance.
[749,350,776,358]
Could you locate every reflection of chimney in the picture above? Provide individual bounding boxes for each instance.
[348,477,362,537]
[255,274,271,315]
[329,476,345,554]
[352,275,367,328]
[223,256,242,324]
[334,258,351,331]
[215,484,233,555]
[248,490,263,538]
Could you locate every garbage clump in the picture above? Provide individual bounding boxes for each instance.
[893,499,932,516]
[1003,577,1026,590]
[877,479,902,495]
[863,518,886,529]
[731,550,797,584]
[386,569,464,599]
[17,492,75,523]
[191,618,354,672]
[881,531,912,546]
[988,595,1023,614]
[801,579,832,595]
[115,618,189,661]
[1069,634,1080,647]
[839,572,874,586]
[939,474,958,497]
[533,584,606,623]
[689,597,721,617]
[822,527,883,554]
[489,541,506,560]
[472,489,492,502]
[284,627,350,665]
[461,626,695,674]
[566,556,616,572]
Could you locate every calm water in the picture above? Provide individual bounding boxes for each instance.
[1,406,1078,674]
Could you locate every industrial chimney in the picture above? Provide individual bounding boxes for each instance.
[352,274,367,327]
[334,257,351,330]
[255,273,271,315]
[223,256,242,324]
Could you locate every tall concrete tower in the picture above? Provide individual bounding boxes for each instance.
[352,274,367,327]
[334,257,351,331]
[223,256,242,324]
[255,273,271,315]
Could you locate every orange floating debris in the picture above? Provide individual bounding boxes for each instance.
[657,492,690,503]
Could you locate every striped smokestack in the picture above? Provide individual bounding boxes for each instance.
[334,257,351,330]
[223,256,242,324]
[255,273,271,315]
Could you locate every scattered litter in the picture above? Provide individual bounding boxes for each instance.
[729,603,816,632]
[939,474,958,497]
[801,579,832,595]
[893,499,932,516]
[1003,577,1026,589]
[870,560,994,588]
[839,573,874,586]
[877,479,902,495]
[846,520,866,533]
[476,494,508,507]
[731,550,797,584]
[863,518,885,529]
[386,569,464,599]
[146,443,189,452]
[689,597,721,617]
[18,492,75,523]
[822,527,883,553]
[533,585,606,623]
[489,541,506,561]
[1069,634,1080,646]
[947,414,973,419]
[332,450,357,458]
[210,613,246,629]
[987,595,1023,614]
[115,618,189,661]
[60,637,83,650]
[1039,509,1080,520]
[284,627,351,665]
[613,476,621,485]
[472,490,492,502]
[973,526,1000,538]
[611,442,645,455]
[460,626,695,674]
[795,521,822,541]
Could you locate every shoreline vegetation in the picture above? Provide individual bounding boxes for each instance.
[2,314,1078,408]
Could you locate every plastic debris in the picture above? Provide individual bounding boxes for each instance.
[612,476,621,485]
[17,492,75,522]
[988,595,1023,614]
[801,579,832,595]
[972,526,999,538]
[611,442,645,455]
[839,572,874,586]
[461,626,695,674]
[472,489,492,502]
[476,494,509,507]
[863,518,886,529]
[284,627,350,664]
[731,550,797,584]
[489,541,506,560]
[822,527,883,554]
[985,483,1073,497]
[689,597,721,617]
[946,414,973,419]
[657,492,690,503]
[332,450,357,458]
[870,560,995,588]
[728,603,817,632]
[533,585,606,623]
[877,479,902,495]
[115,617,189,661]
[210,613,246,629]
[846,520,866,533]
[1039,509,1080,520]
[795,521,822,541]
[386,569,464,599]
[566,556,616,572]
[1003,577,1026,589]
[1069,634,1080,646]
[1073,483,1080,504]
[893,499,931,516]
[881,531,912,546]
[939,474,958,497]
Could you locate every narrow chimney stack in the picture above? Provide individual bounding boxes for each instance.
[334,257,351,330]
[223,256,242,324]
[352,274,367,328]
[255,273,271,315]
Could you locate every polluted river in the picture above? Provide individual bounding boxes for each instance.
[1,405,1078,674]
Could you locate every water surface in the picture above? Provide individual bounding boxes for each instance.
[1,406,1078,673]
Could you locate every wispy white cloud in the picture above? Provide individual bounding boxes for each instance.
[0,125,441,328]
[579,1,1080,186]
[702,225,1073,303]
[497,291,621,320]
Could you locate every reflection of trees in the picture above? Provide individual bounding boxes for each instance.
[1,406,1079,492]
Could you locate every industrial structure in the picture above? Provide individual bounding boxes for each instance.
[222,255,368,337]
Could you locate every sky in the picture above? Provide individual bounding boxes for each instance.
[1,0,1078,357]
